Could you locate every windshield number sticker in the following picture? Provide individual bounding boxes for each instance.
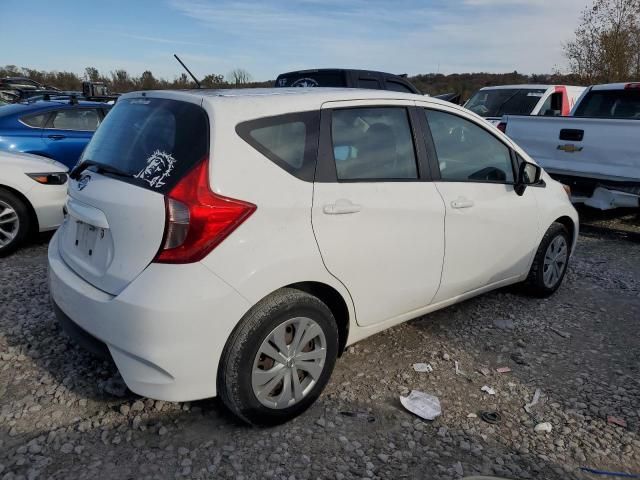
[134,150,176,189]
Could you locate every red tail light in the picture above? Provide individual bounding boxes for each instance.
[496,121,507,133]
[154,157,256,264]
[624,82,640,89]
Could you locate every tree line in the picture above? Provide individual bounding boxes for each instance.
[2,0,638,99]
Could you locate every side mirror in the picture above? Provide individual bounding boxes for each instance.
[515,161,542,195]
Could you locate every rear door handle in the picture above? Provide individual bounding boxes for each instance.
[451,198,474,209]
[48,134,66,140]
[323,199,362,215]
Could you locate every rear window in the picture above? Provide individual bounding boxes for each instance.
[573,90,640,119]
[80,97,208,193]
[466,88,546,117]
[275,72,347,88]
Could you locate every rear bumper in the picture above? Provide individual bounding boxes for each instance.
[48,231,251,401]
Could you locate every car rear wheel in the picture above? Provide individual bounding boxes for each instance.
[218,288,339,426]
[524,222,570,297]
[0,189,31,257]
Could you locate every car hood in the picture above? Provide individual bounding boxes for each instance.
[0,150,67,173]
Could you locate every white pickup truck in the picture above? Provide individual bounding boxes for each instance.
[501,83,640,209]
[465,84,586,125]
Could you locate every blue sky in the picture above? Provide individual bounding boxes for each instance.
[1,0,589,82]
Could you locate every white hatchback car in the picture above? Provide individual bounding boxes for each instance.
[0,151,67,255]
[49,88,578,425]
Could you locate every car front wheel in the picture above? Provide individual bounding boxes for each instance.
[0,189,31,257]
[525,222,571,297]
[218,288,339,426]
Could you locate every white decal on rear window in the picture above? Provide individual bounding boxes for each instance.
[134,150,176,188]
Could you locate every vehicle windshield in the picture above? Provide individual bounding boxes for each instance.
[573,89,640,119]
[79,97,208,193]
[465,88,546,117]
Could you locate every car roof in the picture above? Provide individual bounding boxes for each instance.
[478,85,552,91]
[0,100,109,117]
[590,82,638,91]
[276,68,407,78]
[121,87,434,104]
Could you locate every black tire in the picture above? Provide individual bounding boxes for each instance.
[524,222,570,297]
[0,189,31,257]
[218,288,339,426]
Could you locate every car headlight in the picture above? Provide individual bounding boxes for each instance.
[26,172,68,185]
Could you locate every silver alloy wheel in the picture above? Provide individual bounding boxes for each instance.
[543,235,568,288]
[0,200,19,248]
[251,317,327,409]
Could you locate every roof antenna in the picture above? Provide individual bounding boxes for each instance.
[174,54,201,88]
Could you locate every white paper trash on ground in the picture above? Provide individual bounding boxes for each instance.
[400,390,441,420]
[413,363,433,373]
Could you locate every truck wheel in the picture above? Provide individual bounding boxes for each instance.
[218,288,339,426]
[0,189,31,257]
[524,222,570,297]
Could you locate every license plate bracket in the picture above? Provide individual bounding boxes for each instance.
[75,221,98,257]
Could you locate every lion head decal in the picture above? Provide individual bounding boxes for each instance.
[134,150,176,188]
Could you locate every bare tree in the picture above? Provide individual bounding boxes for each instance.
[564,0,640,82]
[228,68,252,86]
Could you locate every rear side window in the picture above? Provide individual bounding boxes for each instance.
[20,112,48,128]
[573,90,640,119]
[331,107,418,180]
[236,111,319,182]
[358,79,381,90]
[275,72,347,88]
[50,109,101,131]
[80,97,209,193]
[386,81,414,93]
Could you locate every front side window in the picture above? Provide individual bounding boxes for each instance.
[331,107,418,180]
[50,109,101,131]
[425,109,514,183]
[465,88,546,117]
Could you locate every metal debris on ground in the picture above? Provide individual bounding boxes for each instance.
[524,388,542,413]
[339,411,376,423]
[550,326,571,339]
[479,411,502,424]
[400,390,442,421]
[480,386,496,395]
[413,362,433,373]
[579,467,640,478]
[534,422,553,433]
[496,367,511,373]
[607,416,628,428]
[478,367,491,377]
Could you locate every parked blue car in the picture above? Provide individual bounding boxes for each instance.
[0,100,111,169]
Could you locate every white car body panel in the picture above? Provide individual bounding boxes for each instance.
[0,150,67,231]
[48,88,578,402]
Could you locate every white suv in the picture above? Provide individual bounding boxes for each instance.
[48,88,578,425]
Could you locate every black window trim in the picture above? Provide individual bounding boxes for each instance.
[315,105,432,183]
[421,106,519,186]
[235,110,320,183]
[44,107,104,132]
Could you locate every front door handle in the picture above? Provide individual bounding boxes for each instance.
[451,198,474,209]
[323,199,362,215]
[48,134,66,140]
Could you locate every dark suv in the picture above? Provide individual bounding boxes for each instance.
[274,69,421,94]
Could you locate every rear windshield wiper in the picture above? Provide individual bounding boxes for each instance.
[70,160,133,180]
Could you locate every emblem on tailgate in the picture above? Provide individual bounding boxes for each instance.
[77,174,91,191]
[557,144,583,153]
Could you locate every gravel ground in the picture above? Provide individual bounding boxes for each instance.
[0,208,639,480]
